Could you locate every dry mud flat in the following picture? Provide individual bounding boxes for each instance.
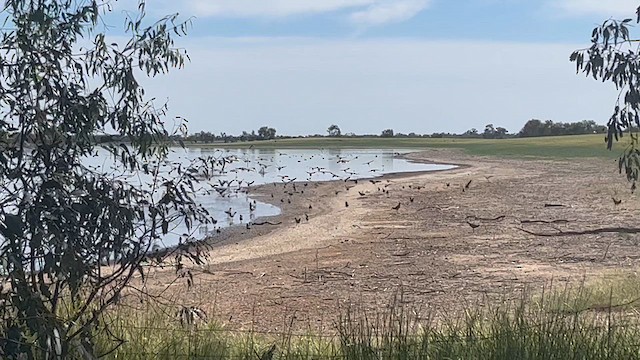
[139,149,640,332]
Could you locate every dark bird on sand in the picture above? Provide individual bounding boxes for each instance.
[345,201,349,207]
[446,183,450,187]
[467,221,480,232]
[309,204,313,210]
[612,197,623,206]
[305,214,309,221]
[409,197,414,203]
[295,217,301,224]
[392,203,401,210]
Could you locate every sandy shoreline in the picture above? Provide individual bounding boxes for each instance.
[136,149,640,331]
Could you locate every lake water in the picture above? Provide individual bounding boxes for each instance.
[88,147,455,247]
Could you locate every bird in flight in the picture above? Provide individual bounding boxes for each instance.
[392,203,401,210]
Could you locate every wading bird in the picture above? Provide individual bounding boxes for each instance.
[467,221,480,232]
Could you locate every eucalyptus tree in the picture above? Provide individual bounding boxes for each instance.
[327,124,341,137]
[0,0,222,358]
[571,4,640,190]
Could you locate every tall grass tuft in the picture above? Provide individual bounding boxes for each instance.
[91,286,640,359]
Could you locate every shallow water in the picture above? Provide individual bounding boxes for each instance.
[88,147,455,247]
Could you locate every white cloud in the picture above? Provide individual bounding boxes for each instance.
[185,0,372,17]
[349,0,432,26]
[551,0,638,17]
[112,0,432,27]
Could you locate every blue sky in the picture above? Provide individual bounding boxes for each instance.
[117,0,638,135]
[182,1,606,42]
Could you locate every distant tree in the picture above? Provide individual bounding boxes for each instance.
[483,124,496,139]
[0,1,220,358]
[258,126,277,140]
[519,119,604,138]
[495,127,509,139]
[327,124,342,137]
[519,119,544,137]
[381,129,395,137]
[220,131,230,142]
[463,128,479,137]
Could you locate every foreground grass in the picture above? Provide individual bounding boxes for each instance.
[194,134,631,159]
[93,285,640,360]
[550,271,640,313]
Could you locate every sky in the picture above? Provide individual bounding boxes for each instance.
[110,0,638,136]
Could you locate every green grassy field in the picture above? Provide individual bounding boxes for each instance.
[194,134,631,159]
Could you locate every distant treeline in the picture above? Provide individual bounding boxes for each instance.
[517,119,605,137]
[177,119,606,144]
[93,119,606,145]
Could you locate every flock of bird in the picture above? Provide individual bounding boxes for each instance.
[194,150,417,234]
[193,149,489,237]
[189,148,633,245]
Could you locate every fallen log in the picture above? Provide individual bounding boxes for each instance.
[252,221,283,226]
[518,227,640,237]
[520,219,570,224]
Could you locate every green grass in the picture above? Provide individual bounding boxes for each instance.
[192,134,631,159]
[91,285,640,360]
[548,272,640,313]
